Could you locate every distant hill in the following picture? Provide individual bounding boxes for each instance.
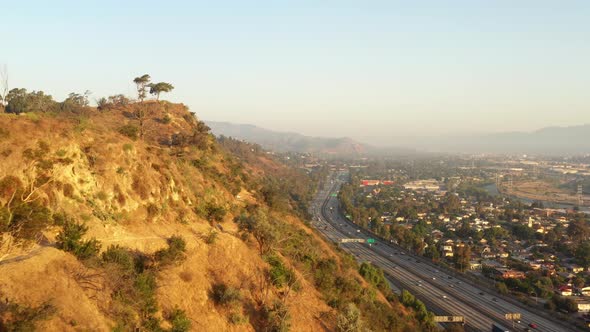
[206,121,368,155]
[408,124,590,155]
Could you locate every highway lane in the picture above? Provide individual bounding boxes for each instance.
[309,171,575,332]
[312,184,493,331]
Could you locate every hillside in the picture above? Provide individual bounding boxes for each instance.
[0,96,424,331]
[206,121,367,156]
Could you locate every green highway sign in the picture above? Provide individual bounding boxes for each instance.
[366,238,376,244]
[330,193,337,197]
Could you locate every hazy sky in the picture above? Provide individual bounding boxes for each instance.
[3,1,590,141]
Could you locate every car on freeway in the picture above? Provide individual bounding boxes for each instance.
[432,277,436,280]
[479,292,485,295]
[492,298,498,302]
[442,295,447,299]
[528,323,537,329]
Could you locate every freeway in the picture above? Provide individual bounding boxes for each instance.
[309,171,575,332]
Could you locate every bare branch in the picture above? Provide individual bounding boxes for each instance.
[0,65,7,106]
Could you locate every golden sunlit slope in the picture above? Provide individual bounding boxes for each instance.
[0,101,421,332]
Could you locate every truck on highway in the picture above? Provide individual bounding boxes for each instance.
[491,323,510,332]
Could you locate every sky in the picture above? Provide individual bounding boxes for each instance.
[2,0,590,144]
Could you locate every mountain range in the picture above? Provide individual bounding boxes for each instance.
[208,121,590,155]
[206,121,369,156]
[406,124,590,155]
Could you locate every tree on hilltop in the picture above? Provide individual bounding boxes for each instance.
[133,74,151,102]
[148,82,174,101]
[4,88,56,114]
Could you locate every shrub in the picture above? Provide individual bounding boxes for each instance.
[210,283,241,306]
[56,220,101,260]
[0,175,22,200]
[98,95,130,111]
[195,201,227,222]
[262,300,290,332]
[118,124,139,140]
[265,254,297,288]
[134,272,159,316]
[122,143,133,152]
[359,262,389,293]
[336,303,364,332]
[55,149,67,157]
[147,203,160,218]
[229,312,248,325]
[155,235,186,265]
[62,183,75,198]
[102,245,135,272]
[96,191,108,201]
[204,230,218,244]
[167,308,191,332]
[8,201,53,240]
[0,298,56,331]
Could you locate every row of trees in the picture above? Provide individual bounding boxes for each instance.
[133,74,174,101]
[0,73,174,114]
[2,89,91,114]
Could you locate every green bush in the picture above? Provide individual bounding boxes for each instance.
[118,124,139,140]
[359,262,389,293]
[265,254,297,288]
[102,245,135,272]
[195,201,227,222]
[168,308,191,332]
[134,272,159,316]
[204,230,218,244]
[56,220,101,260]
[155,235,186,265]
[229,312,248,325]
[210,283,242,306]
